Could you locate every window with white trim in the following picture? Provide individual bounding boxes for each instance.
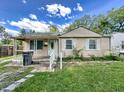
[66,40,72,49]
[121,41,124,49]
[89,39,97,49]
[30,40,35,50]
[30,40,43,50]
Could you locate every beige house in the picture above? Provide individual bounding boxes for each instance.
[14,27,111,60]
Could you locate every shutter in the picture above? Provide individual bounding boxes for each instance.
[85,39,89,50]
[63,39,66,50]
[73,39,76,49]
[97,39,100,50]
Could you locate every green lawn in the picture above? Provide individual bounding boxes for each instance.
[0,61,33,90]
[0,56,14,61]
[15,61,124,92]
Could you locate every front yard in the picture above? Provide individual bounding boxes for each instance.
[0,61,33,90]
[14,61,124,92]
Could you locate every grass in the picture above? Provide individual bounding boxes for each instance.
[0,67,33,90]
[0,60,33,90]
[0,56,14,61]
[15,61,124,92]
[0,61,11,73]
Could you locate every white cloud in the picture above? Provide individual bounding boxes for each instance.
[46,4,59,15]
[5,28,20,36]
[46,14,53,17]
[74,3,83,12]
[46,4,71,17]
[22,0,27,4]
[10,18,50,32]
[48,21,54,25]
[38,7,45,11]
[67,15,75,19]
[0,21,6,25]
[29,14,37,20]
[57,23,71,32]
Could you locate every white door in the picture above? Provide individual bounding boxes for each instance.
[48,40,55,59]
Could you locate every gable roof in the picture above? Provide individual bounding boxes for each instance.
[13,32,61,40]
[59,27,102,38]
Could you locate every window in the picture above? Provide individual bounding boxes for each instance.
[66,40,72,49]
[30,40,43,50]
[122,41,124,49]
[51,42,54,49]
[30,40,35,50]
[37,40,43,49]
[89,40,96,49]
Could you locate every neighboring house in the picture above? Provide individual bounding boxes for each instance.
[111,32,124,54]
[14,27,111,61]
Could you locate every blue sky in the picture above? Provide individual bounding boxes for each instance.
[0,0,124,35]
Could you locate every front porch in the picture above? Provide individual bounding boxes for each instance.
[12,32,60,71]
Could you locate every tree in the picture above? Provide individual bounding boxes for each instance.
[0,26,12,44]
[0,26,6,39]
[20,28,26,35]
[64,6,124,34]
[29,29,35,33]
[108,6,124,32]
[49,25,58,32]
[64,15,93,32]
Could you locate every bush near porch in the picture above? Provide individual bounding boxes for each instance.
[61,53,124,62]
[15,61,124,92]
[60,48,124,62]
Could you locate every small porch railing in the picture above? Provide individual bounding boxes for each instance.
[49,50,55,71]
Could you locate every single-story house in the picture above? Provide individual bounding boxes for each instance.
[14,27,111,61]
[111,32,124,54]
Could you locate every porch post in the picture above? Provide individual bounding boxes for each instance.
[60,52,63,69]
[13,39,17,56]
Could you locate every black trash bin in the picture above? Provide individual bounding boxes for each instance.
[23,51,33,66]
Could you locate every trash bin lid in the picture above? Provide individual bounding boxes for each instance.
[22,50,34,53]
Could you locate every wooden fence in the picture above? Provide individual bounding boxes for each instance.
[0,45,22,57]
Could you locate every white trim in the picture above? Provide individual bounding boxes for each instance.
[64,38,76,50]
[35,40,37,53]
[86,38,100,51]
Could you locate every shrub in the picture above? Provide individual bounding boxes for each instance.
[61,53,124,62]
[103,53,123,61]
[62,56,73,62]
[72,48,83,58]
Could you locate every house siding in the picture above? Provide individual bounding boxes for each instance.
[23,40,48,57]
[111,32,124,53]
[23,40,30,50]
[60,27,102,38]
[20,27,111,58]
[59,37,110,57]
[22,39,59,58]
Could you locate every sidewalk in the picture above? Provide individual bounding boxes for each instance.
[1,74,34,92]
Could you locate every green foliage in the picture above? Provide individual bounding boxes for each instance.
[0,25,13,45]
[0,26,10,39]
[49,25,58,32]
[0,26,6,38]
[62,56,74,62]
[62,53,123,62]
[72,48,83,57]
[64,6,124,34]
[29,29,35,33]
[20,28,26,35]
[103,53,123,61]
[15,62,124,92]
[108,6,124,32]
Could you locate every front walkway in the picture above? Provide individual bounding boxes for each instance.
[1,74,34,92]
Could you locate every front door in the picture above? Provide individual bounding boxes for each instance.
[48,40,55,59]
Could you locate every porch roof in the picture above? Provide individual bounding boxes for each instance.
[13,32,62,40]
